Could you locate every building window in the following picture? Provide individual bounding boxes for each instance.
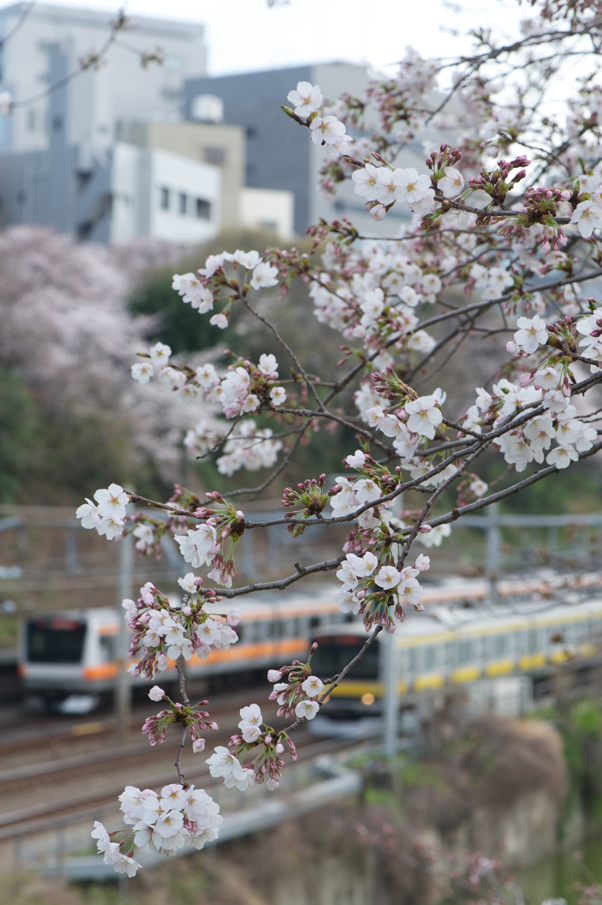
[259,220,278,233]
[38,41,62,54]
[164,54,183,71]
[196,198,211,220]
[246,126,257,139]
[161,87,182,102]
[160,187,170,210]
[178,192,187,215]
[204,146,226,165]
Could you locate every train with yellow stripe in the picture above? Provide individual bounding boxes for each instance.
[312,594,602,719]
[18,588,347,711]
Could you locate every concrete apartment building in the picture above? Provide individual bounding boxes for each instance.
[0,4,293,243]
[183,62,416,238]
[0,53,221,243]
[0,1,207,154]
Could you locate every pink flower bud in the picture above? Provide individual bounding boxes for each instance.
[519,372,532,387]
[506,340,518,353]
[419,525,432,533]
[267,669,283,682]
[235,510,245,521]
[182,606,192,616]
[369,203,386,221]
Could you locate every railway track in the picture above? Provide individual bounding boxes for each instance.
[0,709,251,791]
[0,684,270,756]
[0,732,360,840]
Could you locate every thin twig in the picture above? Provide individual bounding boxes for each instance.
[175,656,189,786]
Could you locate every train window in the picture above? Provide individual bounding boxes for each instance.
[407,649,416,674]
[289,618,300,637]
[310,617,320,631]
[27,620,87,663]
[244,622,256,643]
[528,629,538,653]
[423,646,436,671]
[99,635,117,662]
[310,635,379,680]
[457,640,473,664]
[493,635,507,657]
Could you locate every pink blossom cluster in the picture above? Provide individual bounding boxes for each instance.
[287,80,353,156]
[142,685,218,754]
[76,483,130,540]
[266,653,325,721]
[211,703,298,790]
[335,551,430,629]
[123,580,238,679]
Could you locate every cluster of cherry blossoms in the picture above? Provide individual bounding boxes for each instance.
[142,684,218,754]
[266,647,326,720]
[92,783,222,876]
[305,240,440,360]
[123,578,239,679]
[335,550,430,629]
[351,160,435,222]
[466,370,597,472]
[171,249,279,330]
[185,417,282,477]
[76,483,130,540]
[132,341,286,418]
[208,701,297,791]
[174,497,249,587]
[286,80,353,156]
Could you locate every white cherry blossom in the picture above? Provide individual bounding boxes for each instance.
[295,699,320,720]
[251,262,279,290]
[287,81,323,117]
[513,315,548,354]
[438,166,465,197]
[405,395,443,439]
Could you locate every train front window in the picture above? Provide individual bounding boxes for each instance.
[310,635,379,680]
[27,619,86,663]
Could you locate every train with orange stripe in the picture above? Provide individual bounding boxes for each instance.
[18,588,348,712]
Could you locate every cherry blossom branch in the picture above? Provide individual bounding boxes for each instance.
[426,438,602,530]
[12,7,131,109]
[175,656,189,786]
[241,296,326,412]
[282,626,384,733]
[218,555,344,598]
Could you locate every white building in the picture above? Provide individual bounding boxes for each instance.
[0,2,207,154]
[111,144,220,244]
[240,186,293,239]
[119,119,294,239]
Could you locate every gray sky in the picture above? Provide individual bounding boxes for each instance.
[21,0,521,77]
